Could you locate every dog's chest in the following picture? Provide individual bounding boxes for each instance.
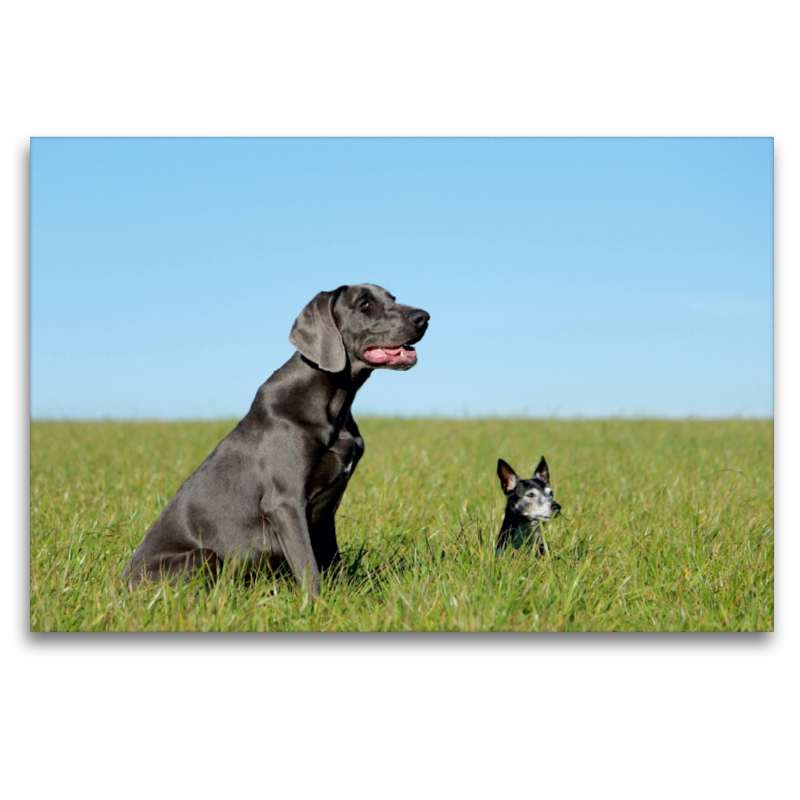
[333,425,363,470]
[508,519,540,548]
[308,428,364,498]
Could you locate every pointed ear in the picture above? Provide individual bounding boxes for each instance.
[289,288,347,372]
[497,459,519,493]
[533,456,550,487]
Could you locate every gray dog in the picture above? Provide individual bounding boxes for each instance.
[121,284,430,594]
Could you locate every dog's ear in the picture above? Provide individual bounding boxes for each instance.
[497,459,519,493]
[533,456,550,487]
[289,287,347,372]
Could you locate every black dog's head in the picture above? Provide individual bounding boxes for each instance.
[290,284,430,373]
[497,457,562,522]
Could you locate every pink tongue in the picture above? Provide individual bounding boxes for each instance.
[363,346,417,365]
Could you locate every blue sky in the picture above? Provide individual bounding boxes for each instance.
[30,137,773,419]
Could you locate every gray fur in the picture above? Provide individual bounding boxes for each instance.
[121,284,430,595]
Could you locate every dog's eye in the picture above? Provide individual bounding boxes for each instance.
[360,299,373,310]
[526,491,535,498]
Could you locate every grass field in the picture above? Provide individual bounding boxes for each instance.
[29,418,773,632]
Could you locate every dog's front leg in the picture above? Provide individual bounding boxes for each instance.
[265,501,322,596]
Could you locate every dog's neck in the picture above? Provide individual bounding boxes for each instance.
[297,352,372,432]
[247,353,371,437]
[298,353,373,385]
[500,512,542,550]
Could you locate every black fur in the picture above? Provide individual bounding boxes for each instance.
[495,456,561,556]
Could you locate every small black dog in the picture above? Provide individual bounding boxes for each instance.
[495,457,561,557]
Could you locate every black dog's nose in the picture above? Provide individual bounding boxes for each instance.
[408,308,430,329]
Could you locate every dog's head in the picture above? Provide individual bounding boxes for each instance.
[290,284,430,373]
[497,457,561,521]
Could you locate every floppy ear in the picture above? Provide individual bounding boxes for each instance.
[289,288,347,372]
[497,459,519,493]
[533,456,550,487]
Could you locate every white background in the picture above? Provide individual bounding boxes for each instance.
[6,2,794,798]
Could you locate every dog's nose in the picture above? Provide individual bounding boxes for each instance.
[552,501,561,513]
[408,308,430,329]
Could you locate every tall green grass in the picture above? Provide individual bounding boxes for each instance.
[30,418,773,631]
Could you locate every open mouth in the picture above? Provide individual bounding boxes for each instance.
[362,344,418,366]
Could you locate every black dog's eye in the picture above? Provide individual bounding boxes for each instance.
[360,299,373,310]
[526,491,535,498]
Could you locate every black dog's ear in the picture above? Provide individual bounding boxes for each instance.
[497,459,519,493]
[289,287,347,372]
[533,456,550,487]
